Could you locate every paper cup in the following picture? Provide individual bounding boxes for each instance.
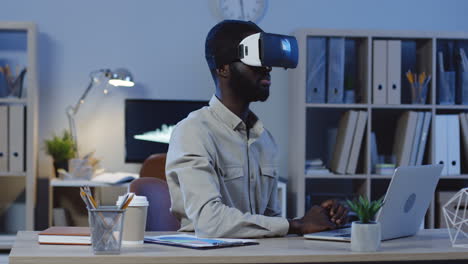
[116,194,148,245]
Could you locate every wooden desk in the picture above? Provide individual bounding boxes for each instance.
[9,229,468,264]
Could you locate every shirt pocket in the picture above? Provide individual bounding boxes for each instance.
[259,166,278,212]
[221,166,244,196]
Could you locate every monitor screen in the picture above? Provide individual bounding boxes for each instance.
[125,99,208,163]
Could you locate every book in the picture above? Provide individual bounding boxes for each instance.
[144,234,258,249]
[38,226,91,245]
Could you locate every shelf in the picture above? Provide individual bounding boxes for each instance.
[0,172,26,177]
[0,234,16,249]
[370,174,394,179]
[435,105,468,110]
[305,174,367,179]
[371,104,432,109]
[0,98,27,104]
[306,103,368,109]
[440,175,468,179]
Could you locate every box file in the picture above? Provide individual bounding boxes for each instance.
[8,104,25,172]
[446,115,460,175]
[0,105,8,171]
[393,111,418,167]
[373,40,387,104]
[409,112,424,166]
[415,112,432,166]
[346,111,367,174]
[434,115,448,175]
[327,38,345,103]
[330,110,358,174]
[387,40,401,104]
[306,37,327,103]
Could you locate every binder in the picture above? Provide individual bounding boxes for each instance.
[8,105,25,172]
[447,115,460,175]
[306,37,327,103]
[434,115,448,175]
[330,110,358,174]
[327,37,345,103]
[373,40,387,104]
[393,111,418,167]
[0,105,7,171]
[387,40,401,104]
[346,111,367,174]
[459,113,468,168]
[415,112,432,165]
[409,112,424,166]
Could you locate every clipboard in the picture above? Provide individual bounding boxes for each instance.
[144,234,258,249]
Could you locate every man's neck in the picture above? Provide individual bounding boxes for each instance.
[215,92,250,124]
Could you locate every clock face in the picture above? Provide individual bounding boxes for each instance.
[216,0,268,23]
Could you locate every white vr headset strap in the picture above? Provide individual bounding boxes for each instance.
[239,33,262,67]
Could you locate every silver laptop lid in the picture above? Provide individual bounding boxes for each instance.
[377,164,443,240]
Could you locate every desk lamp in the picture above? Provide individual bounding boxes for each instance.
[66,68,134,157]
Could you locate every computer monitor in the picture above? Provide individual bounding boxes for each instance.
[125,99,208,163]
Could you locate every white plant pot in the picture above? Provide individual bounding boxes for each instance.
[351,221,381,252]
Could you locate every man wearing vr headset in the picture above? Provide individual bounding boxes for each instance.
[166,20,348,238]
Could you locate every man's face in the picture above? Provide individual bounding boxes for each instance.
[228,61,272,102]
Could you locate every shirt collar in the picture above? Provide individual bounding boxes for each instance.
[208,95,264,135]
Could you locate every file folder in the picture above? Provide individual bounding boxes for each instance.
[0,105,7,171]
[459,113,468,168]
[415,112,431,166]
[346,111,367,174]
[393,111,418,167]
[409,112,424,166]
[8,105,25,172]
[447,115,460,175]
[373,40,387,104]
[434,115,448,175]
[327,37,345,103]
[387,40,401,104]
[306,37,327,103]
[330,110,358,174]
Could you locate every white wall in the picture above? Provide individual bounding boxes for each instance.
[1,0,468,179]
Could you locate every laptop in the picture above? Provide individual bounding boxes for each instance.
[304,164,443,242]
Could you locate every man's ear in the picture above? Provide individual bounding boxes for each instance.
[215,65,230,79]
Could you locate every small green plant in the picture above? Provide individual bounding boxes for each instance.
[44,130,76,162]
[346,195,384,224]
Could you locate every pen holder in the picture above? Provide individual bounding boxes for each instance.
[88,207,125,255]
[437,71,456,105]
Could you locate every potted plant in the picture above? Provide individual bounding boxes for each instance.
[346,195,384,252]
[44,130,76,178]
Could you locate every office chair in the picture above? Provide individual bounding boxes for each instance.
[139,153,167,181]
[129,177,180,231]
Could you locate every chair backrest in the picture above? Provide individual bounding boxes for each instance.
[139,153,167,181]
[129,177,180,231]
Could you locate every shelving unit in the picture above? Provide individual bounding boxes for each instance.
[0,22,38,248]
[288,29,468,228]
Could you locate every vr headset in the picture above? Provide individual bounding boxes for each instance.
[238,32,298,69]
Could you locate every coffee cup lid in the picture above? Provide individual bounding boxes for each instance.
[116,193,149,207]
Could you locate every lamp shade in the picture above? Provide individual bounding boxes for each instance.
[108,68,134,87]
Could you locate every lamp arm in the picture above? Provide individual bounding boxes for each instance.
[66,73,99,158]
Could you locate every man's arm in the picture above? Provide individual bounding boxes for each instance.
[166,123,289,238]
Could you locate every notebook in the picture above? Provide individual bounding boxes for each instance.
[144,234,258,249]
[38,226,91,245]
[304,165,443,242]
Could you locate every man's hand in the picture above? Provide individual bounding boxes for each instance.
[321,199,349,226]
[288,206,336,235]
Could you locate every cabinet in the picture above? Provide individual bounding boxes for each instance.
[288,29,468,228]
[0,22,38,248]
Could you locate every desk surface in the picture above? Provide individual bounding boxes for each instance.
[9,229,468,264]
